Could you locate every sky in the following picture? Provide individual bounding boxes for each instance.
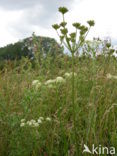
[0,0,117,47]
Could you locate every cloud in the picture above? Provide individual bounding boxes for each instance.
[0,0,117,47]
[70,0,117,40]
[0,0,77,46]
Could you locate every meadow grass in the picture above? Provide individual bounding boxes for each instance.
[0,55,117,156]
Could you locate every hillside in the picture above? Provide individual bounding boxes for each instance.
[0,35,63,60]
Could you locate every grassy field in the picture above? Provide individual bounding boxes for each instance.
[0,54,117,156]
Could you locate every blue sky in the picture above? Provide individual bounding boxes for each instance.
[0,0,117,47]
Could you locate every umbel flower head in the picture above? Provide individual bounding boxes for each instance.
[60,22,67,27]
[52,6,95,54]
[56,76,65,83]
[60,28,68,35]
[70,33,76,39]
[87,20,95,27]
[72,22,81,29]
[58,7,68,14]
[52,24,60,30]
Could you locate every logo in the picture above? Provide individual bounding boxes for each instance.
[83,144,115,155]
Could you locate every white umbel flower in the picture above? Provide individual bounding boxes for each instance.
[37,119,42,124]
[47,84,54,89]
[35,82,41,90]
[46,117,51,121]
[32,80,39,86]
[107,73,117,79]
[33,122,39,127]
[30,119,36,123]
[20,122,25,127]
[27,121,33,126]
[64,72,71,78]
[45,79,56,85]
[21,119,25,123]
[56,77,65,83]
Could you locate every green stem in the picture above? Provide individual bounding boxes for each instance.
[72,51,78,155]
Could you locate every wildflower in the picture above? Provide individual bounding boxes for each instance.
[37,119,42,124]
[32,80,39,86]
[46,117,51,121]
[107,73,117,79]
[80,26,88,35]
[20,122,25,127]
[64,72,71,78]
[79,25,86,31]
[56,76,65,83]
[33,122,39,127]
[21,119,25,123]
[58,7,68,14]
[73,22,81,29]
[107,73,113,79]
[87,20,95,27]
[52,24,60,30]
[60,28,68,35]
[45,79,56,85]
[60,22,67,27]
[70,33,76,39]
[47,84,54,89]
[30,119,36,123]
[35,82,41,90]
[27,121,32,126]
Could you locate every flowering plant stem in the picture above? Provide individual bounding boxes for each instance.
[52,6,95,154]
[72,51,79,155]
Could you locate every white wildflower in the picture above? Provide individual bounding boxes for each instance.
[20,122,25,127]
[46,117,51,121]
[37,119,42,124]
[35,82,42,90]
[33,122,39,127]
[64,72,71,78]
[56,77,65,83]
[106,73,117,79]
[32,80,39,86]
[113,75,117,79]
[21,119,25,123]
[30,119,36,123]
[27,121,33,126]
[106,73,112,79]
[45,79,56,85]
[47,84,54,89]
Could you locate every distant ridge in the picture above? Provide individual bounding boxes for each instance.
[0,35,63,60]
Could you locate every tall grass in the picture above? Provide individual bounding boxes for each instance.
[0,53,117,155]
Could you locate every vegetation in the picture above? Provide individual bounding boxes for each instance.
[0,6,117,156]
[0,35,63,60]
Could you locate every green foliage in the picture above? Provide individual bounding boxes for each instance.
[0,35,63,61]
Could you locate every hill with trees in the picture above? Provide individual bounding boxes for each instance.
[0,35,63,60]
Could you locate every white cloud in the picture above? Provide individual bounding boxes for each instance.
[0,9,23,46]
[0,0,117,47]
[70,0,117,41]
